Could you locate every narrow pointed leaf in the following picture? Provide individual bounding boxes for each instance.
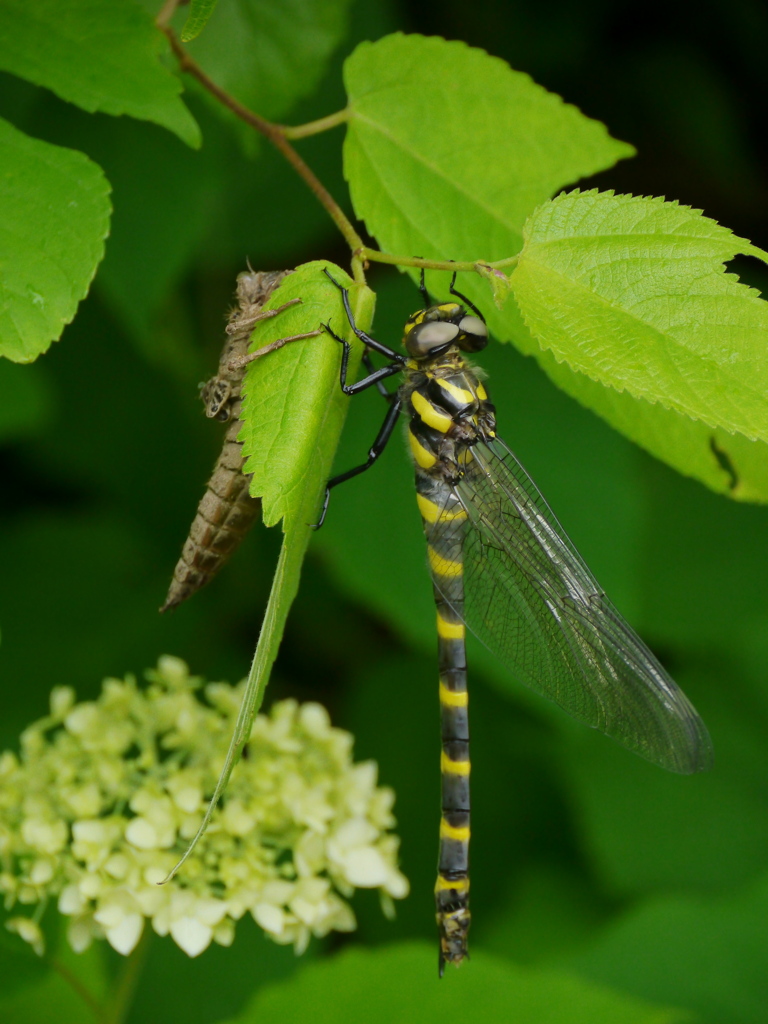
[167,263,372,874]
[180,0,218,42]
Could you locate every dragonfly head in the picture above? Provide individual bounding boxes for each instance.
[403,302,488,359]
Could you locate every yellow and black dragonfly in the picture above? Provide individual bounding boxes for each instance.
[320,268,713,975]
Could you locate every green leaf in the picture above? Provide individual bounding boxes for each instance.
[510,189,768,443]
[167,262,372,877]
[180,0,219,42]
[0,117,111,363]
[185,0,355,122]
[481,864,613,966]
[0,0,200,148]
[0,930,48,1000]
[220,942,687,1024]
[343,33,634,266]
[164,520,313,881]
[240,261,373,530]
[513,329,768,503]
[563,874,768,1024]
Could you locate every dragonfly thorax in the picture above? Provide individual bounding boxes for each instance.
[404,353,497,486]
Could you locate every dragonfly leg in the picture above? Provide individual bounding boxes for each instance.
[323,268,405,362]
[322,322,402,396]
[362,351,396,401]
[418,266,430,307]
[448,272,485,323]
[314,395,403,528]
[314,268,406,527]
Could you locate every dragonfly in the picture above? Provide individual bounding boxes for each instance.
[320,268,713,975]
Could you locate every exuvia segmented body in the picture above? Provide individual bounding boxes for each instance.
[161,269,292,612]
[320,269,712,975]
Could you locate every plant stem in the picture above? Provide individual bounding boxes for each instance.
[155,0,181,28]
[359,250,520,273]
[160,27,365,253]
[103,930,152,1024]
[49,955,104,1021]
[282,109,350,138]
[486,255,520,269]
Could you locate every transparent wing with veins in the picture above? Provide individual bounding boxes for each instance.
[429,438,712,774]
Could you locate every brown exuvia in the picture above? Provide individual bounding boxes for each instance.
[160,269,293,612]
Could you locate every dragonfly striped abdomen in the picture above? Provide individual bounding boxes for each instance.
[405,354,498,969]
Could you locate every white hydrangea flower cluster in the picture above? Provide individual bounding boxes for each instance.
[0,657,408,959]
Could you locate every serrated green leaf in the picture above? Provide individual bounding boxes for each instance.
[240,261,373,529]
[514,332,768,503]
[180,0,218,42]
[511,189,768,443]
[0,0,200,148]
[185,0,354,122]
[0,117,111,363]
[343,33,634,268]
[220,942,687,1024]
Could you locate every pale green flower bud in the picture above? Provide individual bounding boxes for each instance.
[7,916,44,955]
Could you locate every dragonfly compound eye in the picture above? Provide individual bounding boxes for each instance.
[457,315,488,351]
[406,319,460,357]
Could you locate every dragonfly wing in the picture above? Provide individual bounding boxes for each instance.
[436,437,713,774]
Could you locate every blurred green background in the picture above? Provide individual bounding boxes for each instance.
[1,0,767,1021]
